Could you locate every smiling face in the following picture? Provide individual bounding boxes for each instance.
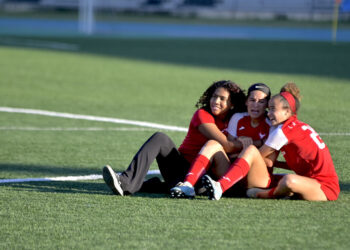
[210,87,233,119]
[246,90,268,121]
[267,96,292,126]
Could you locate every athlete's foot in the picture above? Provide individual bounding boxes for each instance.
[170,182,195,199]
[202,175,222,200]
[102,165,124,196]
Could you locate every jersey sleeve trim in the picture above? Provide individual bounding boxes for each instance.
[265,125,288,150]
[227,112,247,137]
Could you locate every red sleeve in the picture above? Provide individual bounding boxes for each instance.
[192,109,215,128]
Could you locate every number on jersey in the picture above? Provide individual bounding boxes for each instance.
[301,125,325,149]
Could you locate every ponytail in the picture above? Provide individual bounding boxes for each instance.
[279,82,301,114]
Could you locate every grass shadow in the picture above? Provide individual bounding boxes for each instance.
[2,180,169,198]
[133,192,169,199]
[2,181,108,195]
[340,182,350,193]
[1,35,350,80]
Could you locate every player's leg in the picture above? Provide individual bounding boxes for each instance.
[263,174,327,201]
[104,132,180,195]
[155,134,190,190]
[243,146,271,189]
[220,145,270,190]
[170,140,229,198]
[204,145,270,200]
[185,140,229,185]
[210,145,232,178]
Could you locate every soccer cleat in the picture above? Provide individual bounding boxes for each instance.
[246,188,266,198]
[202,175,222,200]
[196,186,208,196]
[103,165,124,196]
[170,182,195,199]
[195,176,208,196]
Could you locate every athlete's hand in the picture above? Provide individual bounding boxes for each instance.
[238,136,253,149]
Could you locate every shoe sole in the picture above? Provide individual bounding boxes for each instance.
[201,175,217,200]
[103,165,124,196]
[196,186,208,196]
[169,188,194,199]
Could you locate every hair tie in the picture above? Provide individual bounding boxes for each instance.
[280,92,296,113]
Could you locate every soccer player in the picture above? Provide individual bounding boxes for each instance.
[170,83,271,198]
[202,82,340,201]
[102,80,246,196]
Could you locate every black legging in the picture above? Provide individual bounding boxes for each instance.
[118,132,190,194]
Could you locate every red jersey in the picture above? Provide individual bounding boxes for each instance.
[178,109,228,163]
[227,112,270,141]
[265,115,340,200]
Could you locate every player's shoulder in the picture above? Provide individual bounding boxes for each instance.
[194,108,215,124]
[230,112,249,122]
[266,124,288,149]
[281,116,302,132]
[195,108,212,118]
[229,112,249,128]
[270,124,285,137]
[196,108,209,115]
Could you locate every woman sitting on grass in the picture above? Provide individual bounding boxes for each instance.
[170,83,272,198]
[202,82,340,201]
[102,80,246,196]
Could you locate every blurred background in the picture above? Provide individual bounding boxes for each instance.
[1,0,350,41]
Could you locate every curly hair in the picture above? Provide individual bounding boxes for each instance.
[196,80,246,119]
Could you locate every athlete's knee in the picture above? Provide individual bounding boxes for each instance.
[240,145,259,158]
[281,174,299,191]
[206,140,223,149]
[151,132,169,143]
[150,132,177,154]
[200,140,224,155]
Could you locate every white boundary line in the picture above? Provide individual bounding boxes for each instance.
[0,170,161,184]
[0,127,348,135]
[319,132,350,136]
[0,175,102,184]
[0,126,161,132]
[0,107,188,132]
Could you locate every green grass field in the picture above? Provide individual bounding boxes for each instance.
[1,35,350,249]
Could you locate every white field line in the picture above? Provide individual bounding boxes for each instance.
[0,170,161,184]
[0,38,79,51]
[0,107,188,132]
[319,132,350,136]
[1,126,348,135]
[0,126,161,132]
